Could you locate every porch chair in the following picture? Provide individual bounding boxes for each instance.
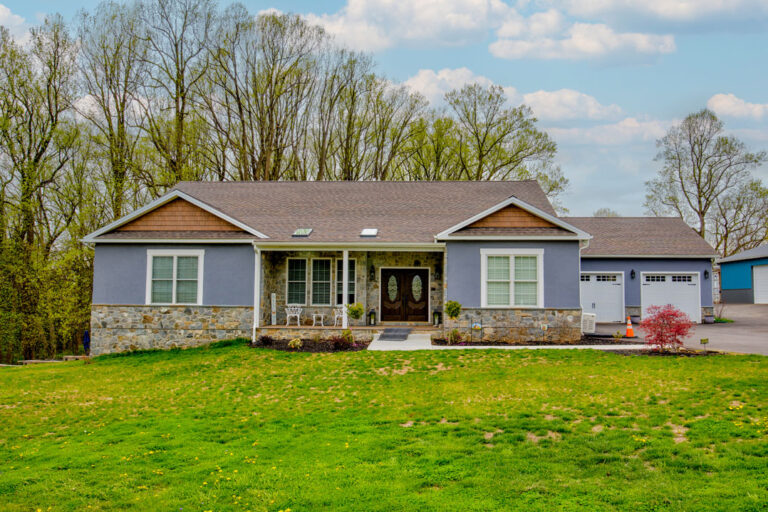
[285,306,303,326]
[333,307,344,326]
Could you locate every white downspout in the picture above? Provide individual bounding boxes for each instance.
[252,245,262,343]
[342,249,349,329]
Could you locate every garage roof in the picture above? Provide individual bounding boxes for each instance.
[718,244,768,264]
[564,217,717,258]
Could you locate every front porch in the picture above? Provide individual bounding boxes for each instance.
[253,247,446,335]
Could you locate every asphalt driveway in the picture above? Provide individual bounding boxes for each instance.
[597,304,768,355]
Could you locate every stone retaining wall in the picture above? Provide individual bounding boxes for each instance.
[255,327,376,343]
[90,305,252,355]
[444,308,582,344]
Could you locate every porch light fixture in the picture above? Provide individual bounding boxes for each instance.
[292,228,312,237]
[630,269,636,280]
[360,228,378,237]
[704,270,710,279]
[434,263,442,281]
[369,264,376,282]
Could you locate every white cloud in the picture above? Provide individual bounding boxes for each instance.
[0,4,29,41]
[403,67,620,121]
[707,93,768,120]
[403,68,502,104]
[552,0,768,22]
[548,117,671,145]
[522,89,622,120]
[305,0,513,51]
[490,22,675,60]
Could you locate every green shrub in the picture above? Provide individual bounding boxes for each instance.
[346,303,364,320]
[288,338,303,350]
[447,328,463,345]
[445,300,462,320]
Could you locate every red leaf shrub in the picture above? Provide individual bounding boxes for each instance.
[640,304,694,351]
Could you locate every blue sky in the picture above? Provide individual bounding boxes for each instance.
[2,0,768,215]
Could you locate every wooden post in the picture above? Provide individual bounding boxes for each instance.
[342,250,349,329]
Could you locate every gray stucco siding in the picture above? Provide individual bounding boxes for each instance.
[92,244,255,306]
[445,241,581,309]
[580,258,713,307]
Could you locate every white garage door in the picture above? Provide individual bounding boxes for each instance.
[754,265,768,304]
[641,273,701,323]
[581,273,624,322]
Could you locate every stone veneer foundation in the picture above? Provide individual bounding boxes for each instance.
[90,305,252,355]
[444,308,582,344]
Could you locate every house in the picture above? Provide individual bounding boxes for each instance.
[718,245,768,304]
[564,217,717,324]
[82,181,716,355]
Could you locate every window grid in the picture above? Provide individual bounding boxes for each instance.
[645,275,666,282]
[486,256,511,306]
[485,254,539,307]
[672,275,692,282]
[335,259,356,305]
[580,275,590,282]
[287,259,307,305]
[311,259,332,306]
[150,255,199,305]
[596,275,617,282]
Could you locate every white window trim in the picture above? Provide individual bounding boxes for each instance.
[145,249,204,305]
[285,258,308,306]
[335,258,357,306]
[480,248,544,308]
[310,258,333,306]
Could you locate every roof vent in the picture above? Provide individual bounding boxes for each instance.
[292,228,312,237]
[360,228,378,237]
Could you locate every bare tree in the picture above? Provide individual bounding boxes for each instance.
[593,208,620,217]
[645,109,767,241]
[710,180,768,256]
[139,0,215,188]
[77,0,148,219]
[445,84,557,181]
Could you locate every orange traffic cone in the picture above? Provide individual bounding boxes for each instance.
[625,316,634,337]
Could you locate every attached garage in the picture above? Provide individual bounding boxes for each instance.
[580,272,624,322]
[719,246,768,304]
[640,272,701,323]
[567,217,717,324]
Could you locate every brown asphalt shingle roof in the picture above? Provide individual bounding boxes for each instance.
[160,180,560,243]
[564,217,717,257]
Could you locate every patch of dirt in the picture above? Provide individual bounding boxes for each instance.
[430,363,451,373]
[544,414,556,421]
[483,429,503,440]
[527,431,561,443]
[400,421,414,428]
[667,422,689,443]
[591,424,604,433]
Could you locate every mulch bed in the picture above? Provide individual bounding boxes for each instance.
[607,348,723,357]
[431,336,644,347]
[251,337,371,353]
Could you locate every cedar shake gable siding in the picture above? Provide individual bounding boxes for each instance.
[117,198,245,233]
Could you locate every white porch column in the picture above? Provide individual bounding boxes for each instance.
[342,250,349,329]
[252,245,262,343]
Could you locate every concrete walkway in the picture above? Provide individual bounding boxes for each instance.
[367,333,646,352]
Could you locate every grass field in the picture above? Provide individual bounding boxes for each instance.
[1,341,766,511]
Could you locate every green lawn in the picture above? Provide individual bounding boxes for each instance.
[1,342,766,511]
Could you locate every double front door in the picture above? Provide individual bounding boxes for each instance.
[380,268,429,322]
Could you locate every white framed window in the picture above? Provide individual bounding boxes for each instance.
[335,259,356,305]
[286,258,307,305]
[145,250,204,305]
[311,259,332,306]
[480,249,543,308]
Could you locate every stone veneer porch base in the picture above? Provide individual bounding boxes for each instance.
[90,305,253,355]
[444,308,582,344]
